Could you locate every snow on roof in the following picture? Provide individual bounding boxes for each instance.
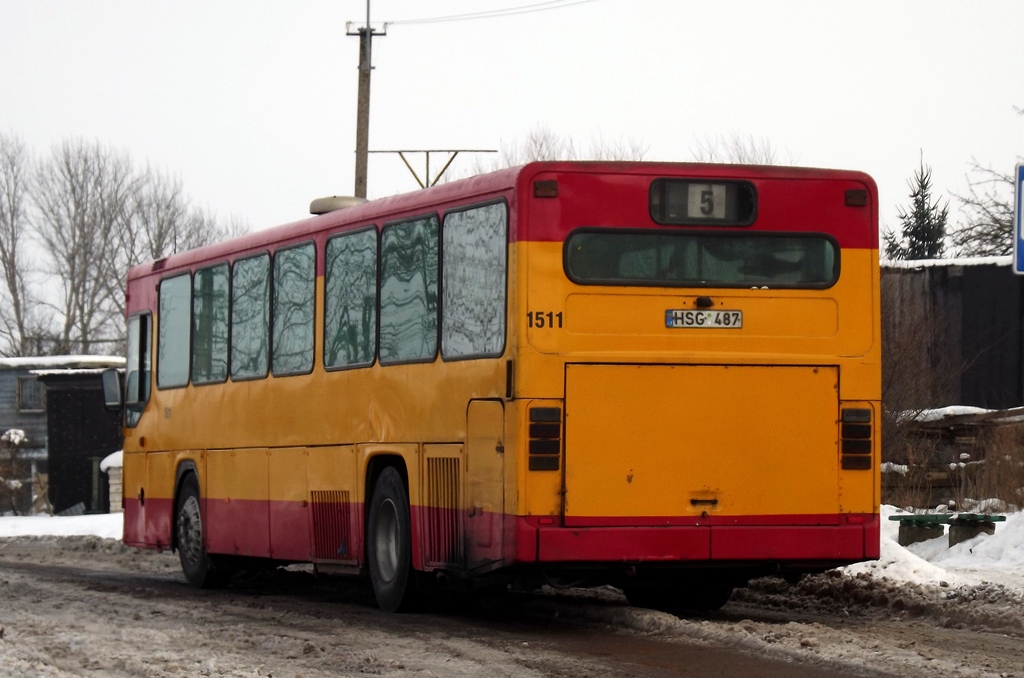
[882,255,1012,269]
[898,406,1024,428]
[32,368,119,377]
[0,355,124,371]
[913,406,994,422]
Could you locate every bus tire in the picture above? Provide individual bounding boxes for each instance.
[367,466,417,612]
[175,475,229,589]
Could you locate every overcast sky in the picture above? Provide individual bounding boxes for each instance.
[2,0,1022,243]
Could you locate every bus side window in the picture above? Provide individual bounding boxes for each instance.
[231,253,271,380]
[272,242,316,376]
[192,263,230,384]
[157,273,192,389]
[325,228,377,369]
[379,215,439,364]
[442,202,507,359]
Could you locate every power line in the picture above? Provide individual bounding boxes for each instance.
[387,0,599,26]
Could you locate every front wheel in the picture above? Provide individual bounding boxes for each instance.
[176,475,229,589]
[366,466,417,612]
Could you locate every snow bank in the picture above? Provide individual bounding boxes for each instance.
[0,513,122,539]
[842,505,967,585]
[841,505,1024,592]
[1,505,1022,593]
[921,510,1024,571]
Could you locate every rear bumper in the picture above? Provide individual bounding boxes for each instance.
[514,514,879,565]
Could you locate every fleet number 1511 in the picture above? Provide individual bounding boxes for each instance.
[527,311,563,328]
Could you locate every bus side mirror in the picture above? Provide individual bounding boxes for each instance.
[102,368,124,412]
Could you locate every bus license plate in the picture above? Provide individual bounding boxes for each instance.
[665,309,743,329]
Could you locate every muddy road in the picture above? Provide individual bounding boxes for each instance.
[0,536,1021,677]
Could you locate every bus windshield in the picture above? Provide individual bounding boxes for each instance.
[565,230,838,288]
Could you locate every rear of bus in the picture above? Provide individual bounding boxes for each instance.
[510,163,880,607]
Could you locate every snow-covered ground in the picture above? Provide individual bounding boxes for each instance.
[3,505,1022,593]
[843,505,1024,593]
[2,508,1024,677]
[0,512,122,539]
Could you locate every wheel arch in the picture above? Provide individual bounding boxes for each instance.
[364,454,409,503]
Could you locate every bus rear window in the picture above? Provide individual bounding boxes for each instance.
[565,230,838,288]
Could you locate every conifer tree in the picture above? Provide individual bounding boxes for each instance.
[884,158,949,260]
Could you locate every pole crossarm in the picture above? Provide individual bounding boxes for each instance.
[345,22,387,36]
[369,149,498,188]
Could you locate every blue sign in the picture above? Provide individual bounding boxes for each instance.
[1016,164,1024,274]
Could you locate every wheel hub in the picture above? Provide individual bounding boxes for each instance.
[375,498,400,582]
[178,495,203,566]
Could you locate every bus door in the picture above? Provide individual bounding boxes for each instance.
[563,363,841,527]
[465,399,505,569]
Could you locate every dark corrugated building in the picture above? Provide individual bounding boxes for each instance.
[882,256,1023,411]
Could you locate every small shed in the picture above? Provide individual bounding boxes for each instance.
[34,363,124,514]
[0,356,123,514]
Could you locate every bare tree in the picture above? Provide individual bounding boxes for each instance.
[951,106,1022,257]
[468,123,647,176]
[691,133,792,165]
[127,168,247,261]
[128,167,197,263]
[108,168,248,320]
[587,134,649,161]
[2,135,252,356]
[496,123,579,166]
[0,133,34,356]
[952,160,1014,257]
[220,214,252,241]
[32,140,136,354]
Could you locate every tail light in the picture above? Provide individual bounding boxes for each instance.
[840,407,872,470]
[528,407,561,471]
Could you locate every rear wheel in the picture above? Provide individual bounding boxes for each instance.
[176,475,230,588]
[367,466,417,612]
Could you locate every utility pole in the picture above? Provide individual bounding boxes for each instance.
[347,2,385,198]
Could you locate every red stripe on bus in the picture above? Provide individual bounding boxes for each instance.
[124,498,876,566]
[561,513,862,528]
[518,514,878,564]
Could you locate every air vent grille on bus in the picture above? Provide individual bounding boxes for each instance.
[840,408,872,470]
[529,407,562,471]
[310,490,353,562]
[425,457,463,567]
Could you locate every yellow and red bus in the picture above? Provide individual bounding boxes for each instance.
[105,161,880,612]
